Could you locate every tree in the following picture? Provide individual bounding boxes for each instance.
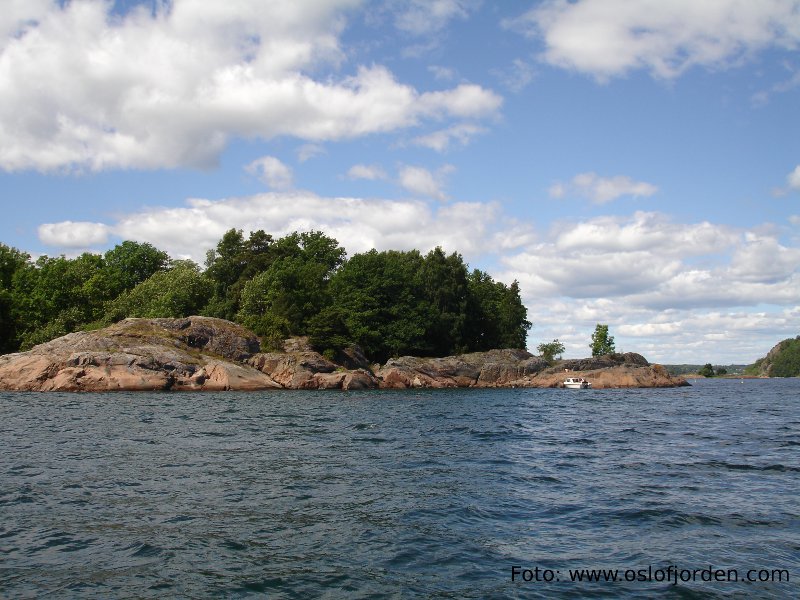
[0,244,31,353]
[419,247,470,355]
[103,241,169,295]
[537,339,565,365]
[590,324,615,357]
[327,249,430,362]
[464,270,531,351]
[698,363,715,377]
[13,252,111,349]
[237,256,331,346]
[104,260,211,321]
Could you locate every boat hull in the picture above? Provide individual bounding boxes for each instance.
[564,378,591,389]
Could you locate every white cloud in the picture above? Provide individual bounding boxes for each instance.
[398,164,455,200]
[501,212,799,309]
[38,192,520,266]
[496,211,799,361]
[38,221,109,248]
[550,172,658,204]
[729,233,800,284]
[347,164,388,181]
[788,165,800,190]
[507,0,800,80]
[297,143,325,163]
[428,65,456,81]
[245,156,293,190]
[394,0,474,36]
[0,0,51,41]
[493,58,537,92]
[411,123,486,152]
[0,0,501,172]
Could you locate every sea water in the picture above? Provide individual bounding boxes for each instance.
[1,379,798,598]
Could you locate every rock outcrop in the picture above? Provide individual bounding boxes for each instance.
[0,317,280,391]
[0,317,688,392]
[377,349,549,388]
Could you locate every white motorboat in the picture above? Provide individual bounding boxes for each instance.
[564,377,591,389]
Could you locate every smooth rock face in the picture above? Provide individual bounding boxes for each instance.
[0,318,687,392]
[0,317,278,392]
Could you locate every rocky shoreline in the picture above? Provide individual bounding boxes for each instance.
[0,316,688,391]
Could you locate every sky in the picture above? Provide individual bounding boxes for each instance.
[1,0,799,364]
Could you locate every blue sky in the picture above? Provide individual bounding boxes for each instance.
[1,0,799,363]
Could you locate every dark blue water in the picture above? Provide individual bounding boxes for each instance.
[1,379,798,598]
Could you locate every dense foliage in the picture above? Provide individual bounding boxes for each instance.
[0,232,531,362]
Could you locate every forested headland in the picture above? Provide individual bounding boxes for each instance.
[0,230,531,363]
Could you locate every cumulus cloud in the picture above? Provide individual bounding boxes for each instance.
[411,123,486,152]
[500,211,797,341]
[394,0,474,36]
[507,0,800,80]
[428,65,457,81]
[0,0,501,172]
[38,221,109,248]
[297,143,325,163]
[496,211,799,362]
[346,164,388,181]
[788,165,800,190]
[493,58,537,93]
[398,164,455,200]
[37,192,516,266]
[245,156,293,190]
[549,172,658,204]
[499,211,800,310]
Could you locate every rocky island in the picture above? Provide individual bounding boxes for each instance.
[0,316,687,391]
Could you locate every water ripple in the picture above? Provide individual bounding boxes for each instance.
[1,380,798,598]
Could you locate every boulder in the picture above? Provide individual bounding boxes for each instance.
[0,317,279,392]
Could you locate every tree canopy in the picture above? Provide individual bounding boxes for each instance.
[537,339,565,365]
[0,232,532,362]
[590,324,616,357]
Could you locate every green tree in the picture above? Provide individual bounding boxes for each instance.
[0,244,31,353]
[237,257,330,346]
[590,324,616,357]
[698,363,715,377]
[537,339,565,365]
[419,247,470,355]
[102,241,169,295]
[463,271,531,351]
[104,260,211,320]
[235,231,345,347]
[327,249,430,362]
[13,253,111,349]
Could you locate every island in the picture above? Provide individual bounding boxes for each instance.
[0,316,688,391]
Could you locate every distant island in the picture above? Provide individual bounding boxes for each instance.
[663,335,800,378]
[744,336,800,377]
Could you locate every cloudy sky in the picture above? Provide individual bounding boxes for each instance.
[2,0,799,363]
